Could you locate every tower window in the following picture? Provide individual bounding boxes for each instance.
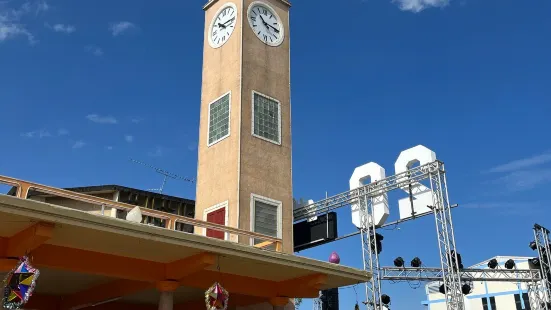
[208,92,231,146]
[252,91,281,145]
[250,194,282,250]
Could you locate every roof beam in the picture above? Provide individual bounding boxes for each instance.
[31,244,166,282]
[60,280,154,310]
[6,222,55,256]
[165,252,216,280]
[27,244,327,299]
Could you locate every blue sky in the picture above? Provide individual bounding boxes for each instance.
[1,0,550,309]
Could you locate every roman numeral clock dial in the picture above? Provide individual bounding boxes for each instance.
[247,1,285,47]
[208,2,238,49]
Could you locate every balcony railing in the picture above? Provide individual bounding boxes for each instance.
[0,175,282,252]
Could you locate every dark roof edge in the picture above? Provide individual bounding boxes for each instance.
[5,185,194,205]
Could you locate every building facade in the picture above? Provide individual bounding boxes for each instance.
[195,0,294,253]
[423,256,535,310]
[7,184,196,233]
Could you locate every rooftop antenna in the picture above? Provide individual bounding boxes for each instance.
[129,158,195,194]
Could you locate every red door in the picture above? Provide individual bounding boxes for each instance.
[206,208,225,240]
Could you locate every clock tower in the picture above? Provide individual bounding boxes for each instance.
[195,0,293,254]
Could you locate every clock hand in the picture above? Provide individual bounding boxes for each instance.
[258,15,279,33]
[265,23,279,33]
[223,17,235,25]
[217,23,226,29]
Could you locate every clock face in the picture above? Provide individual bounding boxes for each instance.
[208,2,238,49]
[247,2,284,47]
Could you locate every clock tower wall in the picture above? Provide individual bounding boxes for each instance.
[196,0,245,239]
[239,0,293,253]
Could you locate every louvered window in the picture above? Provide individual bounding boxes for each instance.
[252,196,281,250]
[252,91,281,145]
[208,93,231,146]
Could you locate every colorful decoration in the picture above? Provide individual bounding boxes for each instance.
[329,251,340,264]
[2,256,40,309]
[205,282,229,310]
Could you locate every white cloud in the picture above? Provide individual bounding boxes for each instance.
[47,23,75,34]
[486,151,551,174]
[0,1,47,44]
[72,140,85,149]
[462,201,546,215]
[187,142,197,151]
[392,0,450,13]
[148,146,164,157]
[124,135,134,143]
[85,45,103,56]
[106,146,114,151]
[109,21,136,37]
[494,169,551,192]
[86,114,117,124]
[57,128,69,136]
[131,117,143,124]
[20,129,51,138]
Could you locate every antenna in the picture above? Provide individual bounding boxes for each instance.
[129,158,195,194]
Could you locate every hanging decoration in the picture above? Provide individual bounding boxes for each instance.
[204,282,229,310]
[2,256,40,309]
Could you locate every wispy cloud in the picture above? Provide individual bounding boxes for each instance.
[462,201,547,215]
[20,129,51,138]
[57,128,69,136]
[130,117,143,124]
[124,135,134,143]
[483,150,551,193]
[106,146,114,151]
[46,23,75,34]
[0,1,48,44]
[493,169,551,192]
[86,114,117,124]
[486,151,551,174]
[72,140,85,149]
[392,0,450,13]
[148,146,164,157]
[85,45,103,56]
[109,21,136,36]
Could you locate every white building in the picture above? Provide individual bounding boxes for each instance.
[423,256,538,310]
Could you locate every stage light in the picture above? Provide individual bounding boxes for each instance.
[487,258,498,269]
[530,241,538,250]
[439,284,446,294]
[411,257,422,268]
[505,259,516,269]
[529,258,540,269]
[461,283,472,295]
[450,250,463,270]
[371,233,384,254]
[393,257,405,268]
[381,294,390,305]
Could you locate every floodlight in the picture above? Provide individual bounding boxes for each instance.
[381,294,391,305]
[505,259,516,269]
[393,257,405,268]
[487,258,498,269]
[371,233,384,254]
[461,283,472,295]
[439,284,446,294]
[529,258,540,269]
[530,241,538,251]
[410,257,422,268]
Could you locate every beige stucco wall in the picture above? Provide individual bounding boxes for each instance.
[195,0,293,253]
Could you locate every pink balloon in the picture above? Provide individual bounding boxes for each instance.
[329,251,340,264]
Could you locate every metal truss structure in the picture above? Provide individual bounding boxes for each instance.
[293,161,463,310]
[380,266,540,282]
[294,160,551,310]
[532,224,551,310]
